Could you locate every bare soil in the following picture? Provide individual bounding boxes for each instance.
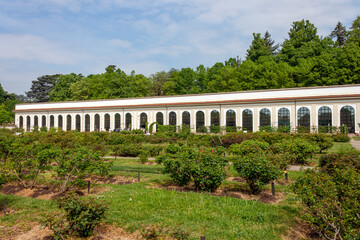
[0,175,135,200]
[85,175,136,185]
[282,218,322,240]
[0,222,142,240]
[148,180,285,204]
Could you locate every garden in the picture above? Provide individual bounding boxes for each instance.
[0,126,359,240]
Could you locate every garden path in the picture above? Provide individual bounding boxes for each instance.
[350,136,360,151]
[287,165,314,171]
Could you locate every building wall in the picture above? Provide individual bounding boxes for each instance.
[14,85,360,133]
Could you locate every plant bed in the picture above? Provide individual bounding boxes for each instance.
[147,182,285,205]
[0,182,108,200]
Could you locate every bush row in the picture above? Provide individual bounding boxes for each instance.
[292,151,360,239]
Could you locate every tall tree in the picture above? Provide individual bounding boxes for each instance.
[287,19,319,48]
[263,31,279,55]
[0,84,5,104]
[26,74,60,102]
[49,73,83,101]
[347,16,360,46]
[246,33,272,62]
[149,71,170,96]
[330,22,347,47]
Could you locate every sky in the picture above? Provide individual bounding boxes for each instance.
[0,0,359,95]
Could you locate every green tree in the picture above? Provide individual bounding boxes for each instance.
[49,73,83,101]
[246,33,272,62]
[347,15,360,46]
[150,71,170,96]
[0,84,5,104]
[70,77,91,101]
[0,104,12,124]
[287,19,319,48]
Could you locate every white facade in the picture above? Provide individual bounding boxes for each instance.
[14,85,360,133]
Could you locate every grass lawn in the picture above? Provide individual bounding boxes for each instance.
[353,136,360,141]
[326,141,356,153]
[0,157,301,240]
[104,183,299,240]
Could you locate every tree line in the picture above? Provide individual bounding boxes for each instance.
[1,17,359,124]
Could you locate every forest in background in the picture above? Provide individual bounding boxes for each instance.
[1,17,360,124]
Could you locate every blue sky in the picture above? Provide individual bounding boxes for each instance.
[0,0,359,95]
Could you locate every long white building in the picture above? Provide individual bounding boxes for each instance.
[14,85,360,133]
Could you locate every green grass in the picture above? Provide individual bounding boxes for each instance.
[353,136,360,141]
[110,158,164,174]
[326,142,355,153]
[0,158,301,239]
[104,183,298,240]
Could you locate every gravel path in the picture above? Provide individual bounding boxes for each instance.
[350,137,360,151]
[103,156,156,160]
[287,165,314,171]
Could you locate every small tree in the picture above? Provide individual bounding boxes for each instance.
[233,154,281,194]
[229,140,269,156]
[54,146,111,192]
[43,192,108,239]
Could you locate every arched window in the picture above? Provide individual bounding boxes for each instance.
[50,115,54,128]
[156,112,164,125]
[76,115,81,132]
[66,115,72,131]
[34,115,38,128]
[196,111,205,132]
[340,106,355,133]
[114,113,120,129]
[210,110,220,133]
[260,108,271,127]
[85,114,90,132]
[58,115,63,130]
[297,107,310,133]
[104,114,110,131]
[318,106,332,127]
[169,111,176,126]
[42,115,46,128]
[242,109,253,132]
[226,110,236,126]
[182,111,190,126]
[94,114,100,131]
[278,108,290,127]
[140,113,147,129]
[19,116,23,128]
[26,116,31,131]
[125,113,132,130]
[210,110,219,126]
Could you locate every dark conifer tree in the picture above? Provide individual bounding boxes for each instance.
[263,31,279,55]
[330,21,347,47]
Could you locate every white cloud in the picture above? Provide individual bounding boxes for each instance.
[0,34,88,65]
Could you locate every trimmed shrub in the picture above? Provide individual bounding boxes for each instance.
[292,167,360,239]
[229,140,269,156]
[43,193,108,239]
[331,134,350,142]
[233,154,281,194]
[319,152,360,174]
[191,154,228,191]
[274,138,319,164]
[266,153,292,171]
[221,132,258,148]
[139,150,149,164]
[301,134,333,152]
[165,144,182,155]
[119,144,141,157]
[162,150,227,191]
